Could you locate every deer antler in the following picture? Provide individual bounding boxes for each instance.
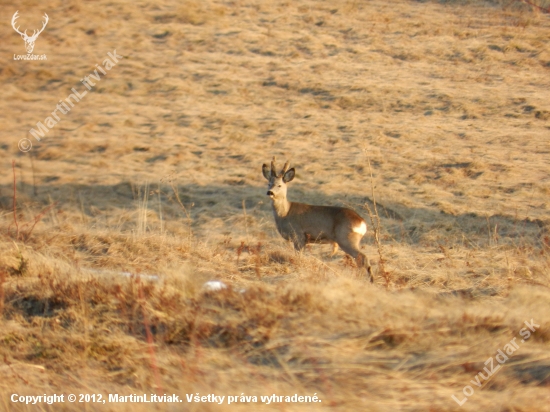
[281,161,290,175]
[37,13,48,35]
[28,13,48,40]
[11,11,48,41]
[11,11,26,37]
[269,157,290,177]
[270,157,277,177]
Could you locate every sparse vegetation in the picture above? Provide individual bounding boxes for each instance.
[0,0,549,411]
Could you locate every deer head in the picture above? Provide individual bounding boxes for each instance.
[12,11,49,54]
[262,157,295,200]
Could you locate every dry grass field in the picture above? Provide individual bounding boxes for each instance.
[1,0,549,410]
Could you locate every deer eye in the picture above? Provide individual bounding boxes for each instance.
[278,185,281,188]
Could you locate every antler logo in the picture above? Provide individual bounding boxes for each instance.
[12,11,49,54]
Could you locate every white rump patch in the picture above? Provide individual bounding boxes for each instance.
[353,222,367,235]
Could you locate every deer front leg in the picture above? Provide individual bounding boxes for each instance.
[292,233,306,252]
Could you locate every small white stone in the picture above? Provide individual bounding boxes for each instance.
[203,280,228,291]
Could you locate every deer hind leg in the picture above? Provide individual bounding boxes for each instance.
[337,233,373,283]
[355,252,373,283]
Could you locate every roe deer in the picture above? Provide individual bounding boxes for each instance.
[262,159,372,281]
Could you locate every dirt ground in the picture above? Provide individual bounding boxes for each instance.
[0,0,549,411]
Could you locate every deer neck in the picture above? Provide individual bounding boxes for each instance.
[271,196,291,218]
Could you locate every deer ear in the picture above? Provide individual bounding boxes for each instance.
[262,164,271,180]
[283,168,295,183]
